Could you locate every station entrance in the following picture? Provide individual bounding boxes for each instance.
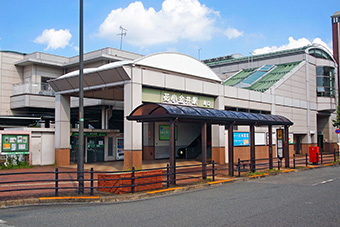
[142,122,211,161]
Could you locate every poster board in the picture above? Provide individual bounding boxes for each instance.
[1,134,30,155]
[159,125,178,140]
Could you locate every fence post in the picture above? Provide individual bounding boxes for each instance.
[131,167,135,193]
[212,161,215,182]
[334,149,337,162]
[238,158,241,177]
[90,168,94,196]
[202,161,207,180]
[305,153,308,166]
[293,154,296,169]
[55,168,59,196]
[166,164,170,188]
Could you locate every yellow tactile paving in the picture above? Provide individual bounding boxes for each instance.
[208,179,234,184]
[324,163,334,166]
[147,187,183,194]
[281,169,295,173]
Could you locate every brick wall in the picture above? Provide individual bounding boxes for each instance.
[98,170,162,194]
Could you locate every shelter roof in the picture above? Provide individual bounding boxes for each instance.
[127,103,293,126]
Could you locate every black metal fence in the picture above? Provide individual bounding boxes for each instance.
[235,157,282,177]
[235,150,339,176]
[0,162,217,197]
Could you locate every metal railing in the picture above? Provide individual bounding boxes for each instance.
[235,150,339,176]
[0,162,217,198]
[235,157,282,177]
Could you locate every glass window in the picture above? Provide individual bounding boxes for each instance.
[309,48,332,60]
[316,66,335,97]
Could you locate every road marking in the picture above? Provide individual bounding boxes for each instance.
[0,219,13,227]
[312,179,334,186]
[147,187,182,194]
[39,196,100,200]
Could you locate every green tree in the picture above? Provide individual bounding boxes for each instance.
[333,100,340,128]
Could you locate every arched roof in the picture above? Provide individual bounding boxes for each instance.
[306,44,336,63]
[133,52,222,82]
[127,103,293,126]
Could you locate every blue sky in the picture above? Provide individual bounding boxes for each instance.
[0,0,337,60]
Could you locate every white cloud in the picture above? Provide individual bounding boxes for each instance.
[223,27,243,40]
[253,37,332,55]
[34,29,72,50]
[97,0,242,46]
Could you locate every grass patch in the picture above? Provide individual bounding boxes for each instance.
[267,168,280,174]
[245,171,266,176]
[0,155,32,170]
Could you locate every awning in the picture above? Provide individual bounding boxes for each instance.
[48,60,132,95]
[127,103,293,126]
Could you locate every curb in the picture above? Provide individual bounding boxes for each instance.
[0,163,338,208]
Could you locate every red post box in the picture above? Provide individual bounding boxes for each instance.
[309,146,319,164]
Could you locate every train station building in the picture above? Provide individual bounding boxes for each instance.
[0,37,338,171]
[45,43,338,170]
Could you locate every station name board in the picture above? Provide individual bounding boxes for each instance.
[142,87,214,108]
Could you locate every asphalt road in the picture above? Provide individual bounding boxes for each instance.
[1,166,340,227]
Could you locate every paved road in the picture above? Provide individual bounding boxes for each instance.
[1,166,340,227]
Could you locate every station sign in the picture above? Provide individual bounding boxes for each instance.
[142,87,215,108]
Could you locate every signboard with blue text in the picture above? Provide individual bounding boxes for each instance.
[233,132,250,146]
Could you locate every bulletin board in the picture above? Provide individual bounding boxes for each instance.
[1,134,30,155]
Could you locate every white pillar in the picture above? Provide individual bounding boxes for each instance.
[55,94,70,165]
[212,94,226,164]
[123,68,143,170]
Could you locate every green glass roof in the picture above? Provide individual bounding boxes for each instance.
[223,62,300,92]
[223,68,256,86]
[248,62,301,92]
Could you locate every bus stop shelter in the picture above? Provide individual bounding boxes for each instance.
[127,103,293,181]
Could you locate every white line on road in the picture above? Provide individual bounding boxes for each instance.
[312,179,334,186]
[0,219,14,227]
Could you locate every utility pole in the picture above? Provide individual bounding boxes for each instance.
[198,48,202,60]
[78,0,84,195]
[117,26,127,50]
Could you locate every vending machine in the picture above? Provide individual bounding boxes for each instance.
[116,137,124,160]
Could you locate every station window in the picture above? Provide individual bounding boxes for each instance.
[316,66,335,97]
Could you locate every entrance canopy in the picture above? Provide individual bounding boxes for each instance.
[127,103,293,126]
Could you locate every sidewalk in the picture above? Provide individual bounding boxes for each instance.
[0,160,231,202]
[0,159,337,207]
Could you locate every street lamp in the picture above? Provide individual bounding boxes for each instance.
[78,0,85,195]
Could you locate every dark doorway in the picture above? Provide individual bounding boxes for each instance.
[294,135,301,154]
[317,134,324,153]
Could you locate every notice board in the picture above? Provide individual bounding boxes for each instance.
[1,134,30,155]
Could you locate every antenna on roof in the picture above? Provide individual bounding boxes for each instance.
[117,26,127,50]
[198,48,202,60]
